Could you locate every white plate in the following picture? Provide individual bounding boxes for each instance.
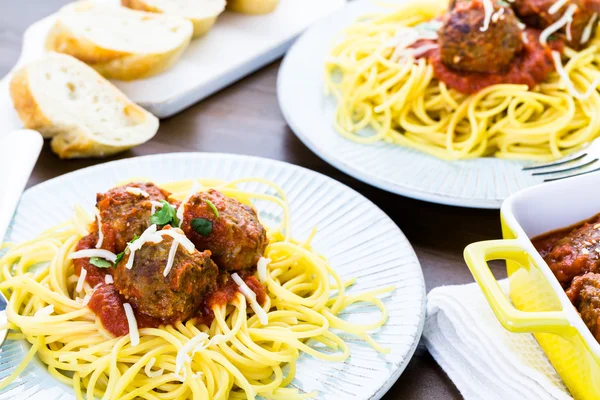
[0,153,425,400]
[277,0,546,210]
[0,0,346,126]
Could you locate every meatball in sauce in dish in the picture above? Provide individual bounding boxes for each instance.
[180,189,269,271]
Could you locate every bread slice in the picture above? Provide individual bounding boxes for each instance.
[226,0,279,14]
[10,53,159,159]
[122,0,226,38]
[45,1,193,81]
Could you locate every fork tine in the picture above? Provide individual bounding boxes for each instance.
[523,152,587,171]
[531,158,598,176]
[544,166,600,182]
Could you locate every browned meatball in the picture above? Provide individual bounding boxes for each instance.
[440,0,524,73]
[180,189,268,271]
[566,273,600,341]
[512,0,599,49]
[536,221,600,287]
[114,227,218,321]
[96,182,172,253]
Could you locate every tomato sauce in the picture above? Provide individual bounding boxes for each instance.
[417,29,563,94]
[88,284,129,336]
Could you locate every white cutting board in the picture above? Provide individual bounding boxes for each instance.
[0,0,346,133]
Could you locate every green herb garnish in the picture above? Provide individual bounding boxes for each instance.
[548,34,558,41]
[150,200,180,227]
[204,199,219,219]
[114,235,139,267]
[191,218,213,236]
[90,257,112,269]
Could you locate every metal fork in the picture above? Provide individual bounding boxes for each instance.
[523,138,600,182]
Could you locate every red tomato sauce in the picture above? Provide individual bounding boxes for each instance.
[417,29,563,94]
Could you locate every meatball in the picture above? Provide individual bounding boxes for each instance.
[114,227,218,321]
[180,189,268,271]
[538,220,600,286]
[512,0,599,49]
[566,273,600,341]
[439,0,524,73]
[96,182,172,253]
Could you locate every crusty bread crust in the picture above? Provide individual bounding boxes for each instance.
[10,67,56,139]
[121,0,220,38]
[226,0,279,15]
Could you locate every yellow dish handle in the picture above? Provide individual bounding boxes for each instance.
[464,239,572,335]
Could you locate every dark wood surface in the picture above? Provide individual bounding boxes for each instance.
[1,2,509,399]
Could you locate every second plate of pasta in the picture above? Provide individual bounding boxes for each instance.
[277,0,600,208]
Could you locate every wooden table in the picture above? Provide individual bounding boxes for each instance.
[1,2,509,398]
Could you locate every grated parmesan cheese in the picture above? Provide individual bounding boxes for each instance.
[175,332,210,380]
[34,305,54,317]
[257,257,271,283]
[540,4,578,45]
[105,275,114,284]
[123,303,140,346]
[581,13,598,43]
[144,357,164,378]
[95,209,103,249]
[176,181,201,226]
[126,187,150,197]
[566,17,573,41]
[157,229,196,276]
[552,50,600,100]
[76,268,87,293]
[150,200,164,215]
[231,273,269,325]
[126,224,160,269]
[549,0,569,14]
[480,0,494,32]
[491,7,504,23]
[70,249,117,263]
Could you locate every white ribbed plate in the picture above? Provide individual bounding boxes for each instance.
[0,153,425,400]
[277,0,545,210]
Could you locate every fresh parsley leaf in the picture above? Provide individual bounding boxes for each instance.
[191,218,213,236]
[548,34,558,41]
[204,199,219,219]
[90,257,112,269]
[114,235,139,267]
[150,200,180,227]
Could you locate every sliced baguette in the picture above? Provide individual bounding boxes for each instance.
[122,0,225,38]
[45,1,193,80]
[10,53,159,159]
[226,0,279,14]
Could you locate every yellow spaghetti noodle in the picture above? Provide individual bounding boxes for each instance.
[324,0,600,161]
[0,178,393,400]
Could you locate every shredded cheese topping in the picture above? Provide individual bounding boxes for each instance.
[549,0,569,14]
[551,50,600,100]
[581,13,598,43]
[144,357,164,378]
[480,0,494,32]
[70,249,117,262]
[176,181,200,225]
[407,43,439,58]
[491,7,504,23]
[566,17,573,41]
[34,305,54,317]
[105,275,114,284]
[95,209,103,249]
[126,187,150,197]
[522,31,529,43]
[231,273,268,325]
[159,230,196,276]
[257,257,271,283]
[175,332,210,380]
[540,4,578,45]
[387,26,438,62]
[150,200,164,215]
[123,303,139,346]
[76,268,87,293]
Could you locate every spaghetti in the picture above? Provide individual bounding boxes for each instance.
[324,0,600,161]
[0,178,393,400]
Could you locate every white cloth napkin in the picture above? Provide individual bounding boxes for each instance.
[423,280,573,400]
